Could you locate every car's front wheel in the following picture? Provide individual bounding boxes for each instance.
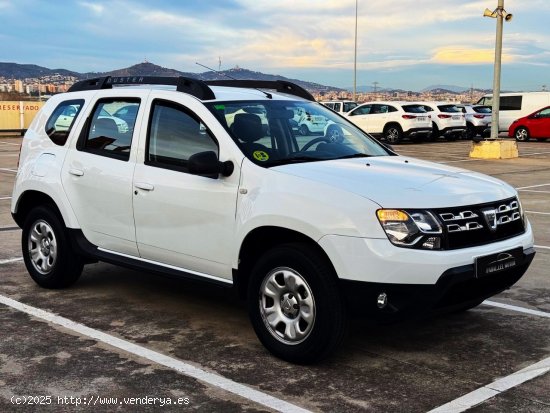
[514,126,530,142]
[22,206,84,289]
[248,243,346,364]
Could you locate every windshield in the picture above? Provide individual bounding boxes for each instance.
[206,100,391,167]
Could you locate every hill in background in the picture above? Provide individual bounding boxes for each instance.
[0,61,345,94]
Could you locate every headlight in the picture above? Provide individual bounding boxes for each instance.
[517,196,525,224]
[376,209,442,249]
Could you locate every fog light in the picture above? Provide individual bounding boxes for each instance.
[377,293,388,309]
[422,237,441,250]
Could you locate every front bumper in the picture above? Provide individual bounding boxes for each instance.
[319,220,535,318]
[340,247,535,320]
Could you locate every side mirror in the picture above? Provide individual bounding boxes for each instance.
[530,113,540,119]
[188,151,234,179]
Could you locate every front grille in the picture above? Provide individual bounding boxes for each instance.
[433,197,525,249]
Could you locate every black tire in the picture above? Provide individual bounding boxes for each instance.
[466,123,476,140]
[514,126,530,142]
[450,299,484,314]
[299,124,310,136]
[247,243,347,364]
[430,123,440,140]
[384,124,402,144]
[22,206,84,289]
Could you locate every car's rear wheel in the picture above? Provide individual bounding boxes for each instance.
[466,123,476,140]
[247,243,346,364]
[514,126,530,142]
[384,125,402,144]
[430,123,440,140]
[22,206,84,289]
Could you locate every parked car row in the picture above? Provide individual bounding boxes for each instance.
[320,97,550,143]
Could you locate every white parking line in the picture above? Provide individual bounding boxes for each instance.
[0,257,23,265]
[0,141,21,146]
[535,244,550,251]
[0,196,13,200]
[427,355,550,413]
[526,211,550,215]
[520,150,550,156]
[516,183,550,190]
[482,300,550,318]
[519,189,550,194]
[0,294,311,413]
[0,168,18,173]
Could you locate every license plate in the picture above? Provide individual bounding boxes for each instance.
[417,116,426,121]
[475,247,523,278]
[452,115,461,120]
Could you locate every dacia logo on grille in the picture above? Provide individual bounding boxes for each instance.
[482,208,498,231]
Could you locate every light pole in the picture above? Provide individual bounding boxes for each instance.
[353,0,358,101]
[484,0,513,139]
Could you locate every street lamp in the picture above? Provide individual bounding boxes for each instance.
[353,0,358,102]
[483,0,513,140]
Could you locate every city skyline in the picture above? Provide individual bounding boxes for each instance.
[1,0,549,91]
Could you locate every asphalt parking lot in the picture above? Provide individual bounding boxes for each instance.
[0,136,548,412]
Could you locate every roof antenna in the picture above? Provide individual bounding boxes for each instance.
[195,62,272,99]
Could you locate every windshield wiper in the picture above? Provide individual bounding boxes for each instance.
[267,155,322,166]
[332,153,372,160]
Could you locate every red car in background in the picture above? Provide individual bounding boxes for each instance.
[509,106,550,141]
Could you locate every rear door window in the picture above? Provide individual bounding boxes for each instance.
[79,99,140,161]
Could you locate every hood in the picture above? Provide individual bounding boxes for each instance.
[272,156,516,208]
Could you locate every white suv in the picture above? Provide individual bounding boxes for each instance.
[417,102,466,141]
[12,77,535,363]
[456,104,492,139]
[345,101,432,143]
[320,100,358,114]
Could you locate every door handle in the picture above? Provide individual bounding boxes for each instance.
[68,168,84,177]
[134,182,154,191]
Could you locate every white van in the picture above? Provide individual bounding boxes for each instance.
[477,92,550,132]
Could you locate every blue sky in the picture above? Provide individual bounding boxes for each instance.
[0,0,549,91]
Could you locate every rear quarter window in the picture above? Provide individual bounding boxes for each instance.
[45,99,85,146]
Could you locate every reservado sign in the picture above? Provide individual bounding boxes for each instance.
[0,101,45,133]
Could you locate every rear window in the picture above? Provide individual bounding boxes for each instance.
[476,96,522,111]
[45,99,85,146]
[500,96,522,111]
[402,104,427,113]
[342,102,358,112]
[437,104,461,113]
[473,106,492,114]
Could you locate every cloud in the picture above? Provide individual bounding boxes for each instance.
[79,1,104,15]
[431,47,511,65]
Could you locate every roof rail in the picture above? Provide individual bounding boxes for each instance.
[67,76,315,101]
[206,80,315,101]
[68,76,216,100]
